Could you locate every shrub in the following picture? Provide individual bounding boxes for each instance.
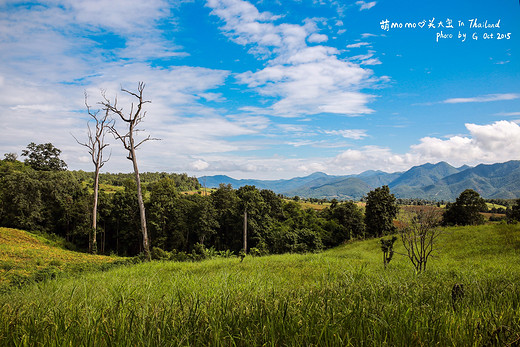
[151,247,171,260]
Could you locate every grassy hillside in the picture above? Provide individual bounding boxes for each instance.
[0,228,123,289]
[1,224,519,345]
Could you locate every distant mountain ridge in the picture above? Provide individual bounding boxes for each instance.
[198,160,520,201]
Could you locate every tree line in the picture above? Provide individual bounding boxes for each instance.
[0,157,366,256]
[4,150,517,260]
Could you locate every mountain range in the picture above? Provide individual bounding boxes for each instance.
[198,160,520,201]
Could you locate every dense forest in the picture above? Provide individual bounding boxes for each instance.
[0,157,366,256]
[2,147,518,258]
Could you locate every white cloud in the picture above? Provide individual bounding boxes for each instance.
[348,51,382,65]
[331,145,406,172]
[287,140,317,147]
[90,119,520,179]
[207,0,379,117]
[237,53,376,116]
[442,93,520,104]
[325,129,368,140]
[190,159,210,170]
[199,120,520,178]
[0,0,254,175]
[495,112,520,116]
[347,42,370,48]
[206,0,300,56]
[328,121,520,174]
[63,0,171,34]
[359,58,382,66]
[298,162,327,173]
[308,33,328,43]
[355,1,377,11]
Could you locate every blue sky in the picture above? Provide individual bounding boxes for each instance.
[0,0,519,179]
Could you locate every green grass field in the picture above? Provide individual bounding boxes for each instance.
[1,224,519,346]
[0,228,124,290]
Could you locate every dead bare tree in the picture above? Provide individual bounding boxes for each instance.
[101,82,157,260]
[399,206,443,273]
[72,92,112,254]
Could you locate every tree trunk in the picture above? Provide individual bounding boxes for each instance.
[243,208,247,254]
[91,166,100,254]
[131,146,151,260]
[101,82,154,260]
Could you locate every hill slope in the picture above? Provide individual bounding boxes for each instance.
[422,161,520,200]
[0,228,122,289]
[285,177,372,200]
[389,161,462,188]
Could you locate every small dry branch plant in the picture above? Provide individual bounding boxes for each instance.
[399,206,443,273]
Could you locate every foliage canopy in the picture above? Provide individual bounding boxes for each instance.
[365,185,398,238]
[443,189,487,226]
[21,142,67,171]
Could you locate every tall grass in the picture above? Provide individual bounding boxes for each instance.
[0,228,127,291]
[1,224,519,346]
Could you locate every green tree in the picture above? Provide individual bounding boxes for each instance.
[187,194,219,246]
[443,189,487,226]
[506,199,520,223]
[321,201,364,246]
[0,170,89,245]
[270,202,324,254]
[147,177,181,251]
[21,142,67,171]
[365,185,398,238]
[96,190,113,253]
[211,184,241,251]
[3,153,18,162]
[0,171,44,231]
[40,171,90,244]
[107,179,141,255]
[236,185,264,254]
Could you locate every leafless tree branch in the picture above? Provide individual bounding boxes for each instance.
[101,82,157,261]
[71,91,114,254]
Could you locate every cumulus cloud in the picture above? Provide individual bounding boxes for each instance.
[328,121,520,174]
[307,33,328,43]
[190,159,210,170]
[0,1,265,174]
[207,0,379,117]
[331,145,407,172]
[408,121,520,165]
[122,120,520,179]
